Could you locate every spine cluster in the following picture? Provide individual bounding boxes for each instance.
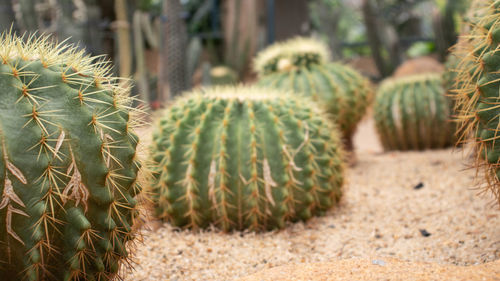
[453,0,500,204]
[150,87,344,231]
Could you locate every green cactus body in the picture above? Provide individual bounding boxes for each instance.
[454,0,500,204]
[0,32,144,280]
[255,37,373,149]
[374,74,454,151]
[444,52,462,97]
[150,86,344,231]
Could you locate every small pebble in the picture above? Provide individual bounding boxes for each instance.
[420,229,431,237]
[372,259,386,266]
[414,182,424,190]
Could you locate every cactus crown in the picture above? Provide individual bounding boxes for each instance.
[253,37,331,76]
[150,86,344,231]
[378,73,442,93]
[0,31,146,280]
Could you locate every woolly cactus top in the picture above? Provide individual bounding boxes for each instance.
[378,73,443,93]
[210,66,235,77]
[0,32,128,98]
[254,37,331,76]
[178,86,328,106]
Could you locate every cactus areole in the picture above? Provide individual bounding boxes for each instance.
[0,32,144,280]
[255,37,373,149]
[150,87,345,231]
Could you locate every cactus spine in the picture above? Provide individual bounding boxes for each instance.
[374,74,454,151]
[255,37,373,149]
[454,0,500,205]
[150,86,344,231]
[0,32,145,280]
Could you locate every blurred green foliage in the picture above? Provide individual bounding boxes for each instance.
[309,0,366,59]
[138,0,161,13]
[406,41,436,58]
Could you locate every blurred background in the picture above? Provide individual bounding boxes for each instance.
[0,0,469,108]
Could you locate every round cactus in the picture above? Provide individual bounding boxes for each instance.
[150,86,345,231]
[454,0,500,205]
[255,37,373,149]
[374,74,454,151]
[0,32,145,280]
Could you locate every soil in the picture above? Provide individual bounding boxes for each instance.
[124,117,500,281]
[239,258,500,281]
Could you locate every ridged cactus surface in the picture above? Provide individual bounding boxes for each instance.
[454,0,500,205]
[444,51,463,97]
[374,74,454,151]
[150,87,344,231]
[255,37,373,149]
[0,32,144,280]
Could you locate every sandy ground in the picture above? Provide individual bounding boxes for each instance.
[124,117,500,281]
[240,258,500,281]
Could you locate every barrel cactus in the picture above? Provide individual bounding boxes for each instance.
[454,0,500,205]
[255,37,373,149]
[374,74,454,151]
[0,32,145,280]
[150,86,345,231]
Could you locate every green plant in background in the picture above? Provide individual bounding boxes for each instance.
[0,32,146,280]
[454,0,500,205]
[309,0,363,60]
[435,0,473,33]
[255,37,373,150]
[406,41,436,58]
[150,86,345,231]
[374,74,454,151]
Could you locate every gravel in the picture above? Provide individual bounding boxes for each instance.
[124,118,500,281]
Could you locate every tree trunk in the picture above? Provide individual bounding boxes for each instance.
[158,0,188,103]
[316,1,342,60]
[362,0,390,78]
[115,0,132,80]
[83,1,105,55]
[385,25,402,70]
[0,0,16,31]
[434,0,458,61]
[273,0,309,41]
[133,10,150,105]
[222,0,263,77]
